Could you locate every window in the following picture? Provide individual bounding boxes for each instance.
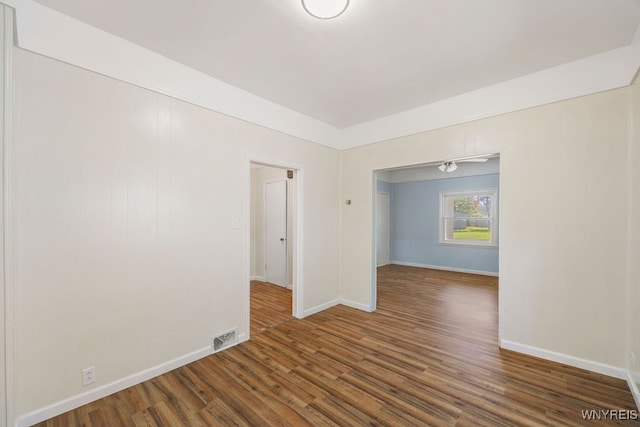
[439,189,497,247]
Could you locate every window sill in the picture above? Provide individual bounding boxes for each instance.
[438,241,498,249]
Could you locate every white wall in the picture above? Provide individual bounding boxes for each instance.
[12,48,340,419]
[341,87,630,372]
[0,5,7,427]
[11,0,640,151]
[8,6,640,421]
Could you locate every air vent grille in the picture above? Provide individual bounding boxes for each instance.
[212,330,237,353]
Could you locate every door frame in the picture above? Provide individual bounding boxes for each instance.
[372,154,501,339]
[2,7,13,427]
[376,191,390,267]
[246,156,304,337]
[263,178,288,287]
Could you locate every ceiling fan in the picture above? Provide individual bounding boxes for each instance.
[438,157,488,172]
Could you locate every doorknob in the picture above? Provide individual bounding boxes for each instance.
[280,238,286,241]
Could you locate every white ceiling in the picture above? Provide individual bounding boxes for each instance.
[31,0,640,129]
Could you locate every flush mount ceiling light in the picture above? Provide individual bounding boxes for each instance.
[302,0,350,19]
[438,157,488,172]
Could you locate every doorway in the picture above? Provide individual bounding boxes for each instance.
[248,161,301,337]
[373,155,500,310]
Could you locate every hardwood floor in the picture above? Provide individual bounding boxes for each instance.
[35,265,638,426]
[250,281,293,336]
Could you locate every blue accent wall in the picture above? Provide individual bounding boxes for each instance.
[389,174,499,274]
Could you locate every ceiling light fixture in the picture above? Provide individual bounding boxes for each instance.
[438,157,489,172]
[301,0,350,19]
[438,161,458,173]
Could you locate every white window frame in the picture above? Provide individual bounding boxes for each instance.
[439,188,498,248]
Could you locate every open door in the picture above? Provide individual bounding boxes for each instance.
[265,180,287,287]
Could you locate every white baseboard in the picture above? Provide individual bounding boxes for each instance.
[15,344,217,427]
[237,332,248,344]
[339,298,375,312]
[500,339,626,380]
[391,261,499,277]
[302,299,339,317]
[301,298,374,318]
[628,370,640,410]
[250,277,291,289]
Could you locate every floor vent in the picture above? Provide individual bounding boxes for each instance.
[212,330,237,353]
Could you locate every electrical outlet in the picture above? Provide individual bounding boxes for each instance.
[82,366,96,386]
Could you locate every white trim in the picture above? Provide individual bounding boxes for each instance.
[370,174,378,312]
[339,299,375,313]
[302,299,339,318]
[9,0,640,150]
[437,241,498,249]
[298,297,383,317]
[2,6,13,427]
[439,188,498,248]
[391,261,499,277]
[627,370,640,410]
[237,332,248,344]
[375,191,390,267]
[246,156,304,320]
[13,0,338,147]
[293,169,304,319]
[336,42,640,149]
[500,339,627,380]
[249,278,292,289]
[286,295,377,319]
[497,159,504,344]
[15,345,215,427]
[244,157,252,342]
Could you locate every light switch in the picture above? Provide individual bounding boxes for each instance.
[231,217,239,229]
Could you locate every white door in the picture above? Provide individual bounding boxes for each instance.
[376,192,390,266]
[265,181,287,287]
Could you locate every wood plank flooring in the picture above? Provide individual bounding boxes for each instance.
[34,265,638,426]
[250,281,293,336]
